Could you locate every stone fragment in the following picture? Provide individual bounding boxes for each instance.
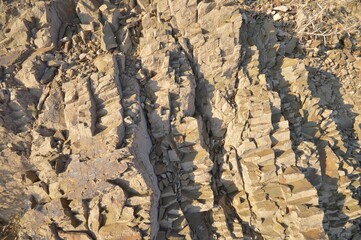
[0,89,10,104]
[40,53,55,62]
[354,58,361,70]
[93,54,116,75]
[98,223,142,240]
[101,22,118,51]
[273,13,282,21]
[58,232,93,240]
[47,60,63,67]
[76,0,101,24]
[285,37,298,54]
[273,6,289,12]
[40,67,57,84]
[101,186,127,225]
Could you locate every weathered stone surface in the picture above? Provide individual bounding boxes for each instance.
[1,0,361,239]
[76,0,101,24]
[58,232,93,240]
[101,22,118,51]
[354,58,361,70]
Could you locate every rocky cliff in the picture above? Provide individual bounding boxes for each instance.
[1,0,361,239]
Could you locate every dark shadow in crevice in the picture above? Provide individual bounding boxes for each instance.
[306,66,360,161]
[255,8,361,239]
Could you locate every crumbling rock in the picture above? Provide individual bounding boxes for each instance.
[1,0,361,239]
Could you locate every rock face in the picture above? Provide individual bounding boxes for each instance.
[0,0,361,239]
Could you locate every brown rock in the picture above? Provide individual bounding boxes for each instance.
[58,232,93,240]
[98,224,142,240]
[354,58,361,70]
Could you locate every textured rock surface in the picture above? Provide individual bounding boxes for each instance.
[0,0,361,239]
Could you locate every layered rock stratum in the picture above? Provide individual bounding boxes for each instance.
[1,0,361,239]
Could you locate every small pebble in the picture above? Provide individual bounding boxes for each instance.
[273,13,282,21]
[273,5,289,12]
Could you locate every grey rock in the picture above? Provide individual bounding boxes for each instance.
[40,67,57,84]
